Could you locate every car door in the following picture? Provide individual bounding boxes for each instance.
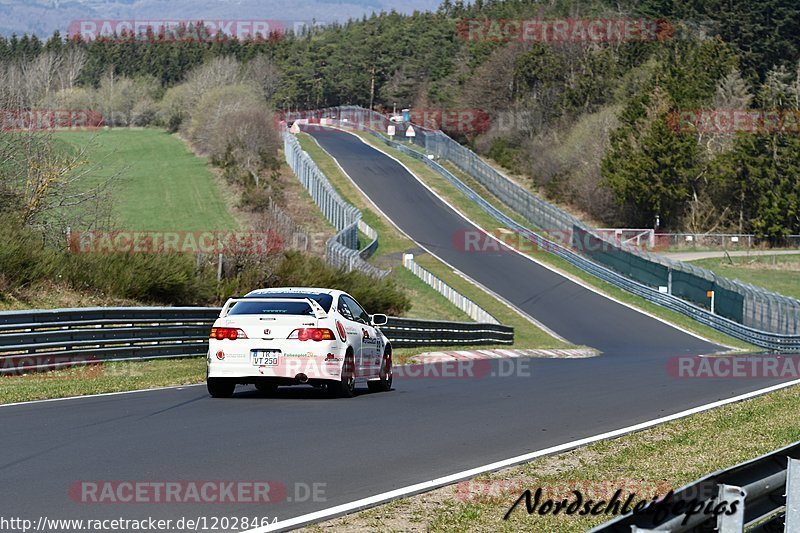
[341,295,379,377]
[336,296,364,375]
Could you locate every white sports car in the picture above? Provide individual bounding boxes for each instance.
[206,287,392,398]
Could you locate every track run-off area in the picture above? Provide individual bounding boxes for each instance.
[1,125,796,532]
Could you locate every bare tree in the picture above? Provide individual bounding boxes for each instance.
[57,47,88,92]
[244,55,281,102]
[700,70,753,156]
[0,130,119,243]
[185,56,242,95]
[22,51,63,105]
[187,83,263,155]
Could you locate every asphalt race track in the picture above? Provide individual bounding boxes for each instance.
[1,126,795,530]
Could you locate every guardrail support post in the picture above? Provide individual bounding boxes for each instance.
[668,268,673,295]
[716,484,746,533]
[786,458,800,532]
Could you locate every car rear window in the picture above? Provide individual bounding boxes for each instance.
[229,301,316,316]
[242,292,334,312]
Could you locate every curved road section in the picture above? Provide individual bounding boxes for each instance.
[0,126,795,531]
[306,126,713,355]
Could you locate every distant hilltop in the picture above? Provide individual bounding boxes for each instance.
[0,0,441,37]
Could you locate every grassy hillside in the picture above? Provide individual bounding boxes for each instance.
[55,129,238,231]
[691,254,800,301]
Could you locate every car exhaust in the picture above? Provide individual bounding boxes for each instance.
[295,373,309,383]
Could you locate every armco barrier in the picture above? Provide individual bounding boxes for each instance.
[379,317,512,347]
[282,128,389,279]
[287,110,800,351]
[403,253,499,324]
[591,440,800,532]
[380,132,800,351]
[0,307,513,374]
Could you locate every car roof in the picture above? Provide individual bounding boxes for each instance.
[244,287,341,297]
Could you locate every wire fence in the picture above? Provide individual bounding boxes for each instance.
[403,253,499,324]
[357,219,379,260]
[287,106,800,336]
[282,130,389,279]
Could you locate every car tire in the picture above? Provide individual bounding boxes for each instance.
[368,350,392,393]
[255,381,278,395]
[331,351,356,398]
[207,377,235,398]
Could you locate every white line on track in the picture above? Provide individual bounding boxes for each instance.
[303,129,569,344]
[245,378,800,532]
[0,383,205,408]
[311,126,740,351]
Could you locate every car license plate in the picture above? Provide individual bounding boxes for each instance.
[252,350,280,366]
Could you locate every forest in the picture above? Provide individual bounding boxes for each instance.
[1,0,799,239]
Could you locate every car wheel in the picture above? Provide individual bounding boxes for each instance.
[207,377,235,398]
[255,381,278,395]
[368,350,392,393]
[331,351,356,398]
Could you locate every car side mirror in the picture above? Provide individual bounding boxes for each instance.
[371,314,388,326]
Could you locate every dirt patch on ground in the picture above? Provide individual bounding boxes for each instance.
[0,281,143,311]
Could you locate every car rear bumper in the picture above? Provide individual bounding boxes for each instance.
[207,339,345,380]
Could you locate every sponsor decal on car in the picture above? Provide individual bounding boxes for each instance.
[335,320,347,342]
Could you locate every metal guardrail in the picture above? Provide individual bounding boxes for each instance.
[289,107,800,338]
[288,110,800,351]
[403,253,499,324]
[282,129,389,279]
[357,219,379,260]
[0,307,513,374]
[380,129,800,351]
[379,316,512,347]
[591,440,800,532]
[0,307,217,374]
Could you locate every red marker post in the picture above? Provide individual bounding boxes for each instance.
[707,290,715,314]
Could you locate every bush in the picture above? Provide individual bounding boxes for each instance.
[0,222,215,305]
[0,224,411,314]
[61,253,215,304]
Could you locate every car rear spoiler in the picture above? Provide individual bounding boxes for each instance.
[219,297,328,320]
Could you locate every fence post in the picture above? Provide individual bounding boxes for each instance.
[667,268,673,295]
[716,484,746,533]
[786,458,800,532]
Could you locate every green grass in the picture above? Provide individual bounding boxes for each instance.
[349,129,754,351]
[311,383,800,532]
[297,132,569,349]
[0,358,206,404]
[55,129,238,231]
[691,254,800,300]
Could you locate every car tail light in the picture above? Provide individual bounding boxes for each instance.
[210,327,248,341]
[288,328,335,342]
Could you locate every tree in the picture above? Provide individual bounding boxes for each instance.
[602,89,702,228]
